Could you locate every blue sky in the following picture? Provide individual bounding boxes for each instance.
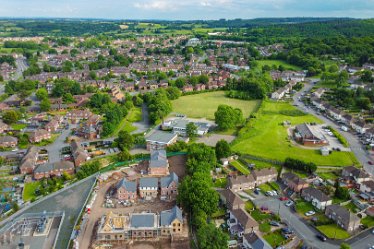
[0,0,373,20]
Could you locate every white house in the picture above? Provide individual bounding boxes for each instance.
[301,187,332,210]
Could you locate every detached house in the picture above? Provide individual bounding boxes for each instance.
[148,150,169,176]
[282,172,309,193]
[218,189,245,211]
[115,178,137,201]
[325,205,360,231]
[301,187,332,210]
[160,172,178,200]
[139,177,158,200]
[351,120,371,134]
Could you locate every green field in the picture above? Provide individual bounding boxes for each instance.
[172,91,261,120]
[256,60,302,71]
[232,101,358,167]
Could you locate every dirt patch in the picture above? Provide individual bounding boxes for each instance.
[169,155,187,179]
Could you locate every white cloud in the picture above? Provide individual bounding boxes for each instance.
[134,0,178,11]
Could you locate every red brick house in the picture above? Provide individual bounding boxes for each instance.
[148,150,169,176]
[282,172,309,192]
[160,172,179,200]
[71,140,90,167]
[19,147,39,174]
[66,109,93,124]
[33,161,75,180]
[0,136,18,148]
[29,129,51,143]
[115,178,137,201]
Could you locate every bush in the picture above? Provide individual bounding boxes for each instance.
[284,157,317,173]
[328,126,349,147]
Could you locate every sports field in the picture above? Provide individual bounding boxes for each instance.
[232,101,358,167]
[171,91,261,120]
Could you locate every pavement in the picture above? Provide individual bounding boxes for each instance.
[293,82,374,175]
[131,103,151,134]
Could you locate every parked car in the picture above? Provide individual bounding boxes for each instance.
[254,189,259,195]
[279,196,288,201]
[281,227,293,234]
[368,161,373,165]
[316,234,327,241]
[305,211,316,216]
[270,221,280,226]
[285,200,294,207]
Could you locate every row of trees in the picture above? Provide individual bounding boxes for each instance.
[177,143,229,249]
[283,157,317,173]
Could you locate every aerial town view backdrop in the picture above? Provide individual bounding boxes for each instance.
[0,2,373,249]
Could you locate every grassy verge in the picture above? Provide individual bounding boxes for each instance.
[316,224,350,239]
[328,126,349,147]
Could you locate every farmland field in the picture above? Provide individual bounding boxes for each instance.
[171,91,261,120]
[232,101,358,167]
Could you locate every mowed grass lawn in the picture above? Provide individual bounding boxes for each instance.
[232,101,358,167]
[172,91,261,120]
[316,224,350,239]
[23,181,41,202]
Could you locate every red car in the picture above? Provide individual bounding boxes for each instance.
[279,197,288,201]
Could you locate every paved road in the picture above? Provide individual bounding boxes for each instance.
[13,57,28,80]
[348,229,374,249]
[131,103,151,134]
[252,194,339,249]
[293,83,373,175]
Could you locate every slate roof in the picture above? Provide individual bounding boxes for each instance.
[139,177,158,188]
[160,172,178,188]
[231,208,258,229]
[149,150,168,168]
[0,136,17,143]
[244,232,272,249]
[34,161,74,173]
[116,178,137,192]
[301,187,331,202]
[160,206,183,226]
[130,213,155,228]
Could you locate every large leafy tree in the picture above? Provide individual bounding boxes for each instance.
[177,171,219,215]
[215,139,231,160]
[186,122,197,139]
[197,223,230,249]
[214,104,243,130]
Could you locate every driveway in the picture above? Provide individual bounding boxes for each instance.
[46,124,77,163]
[293,83,373,174]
